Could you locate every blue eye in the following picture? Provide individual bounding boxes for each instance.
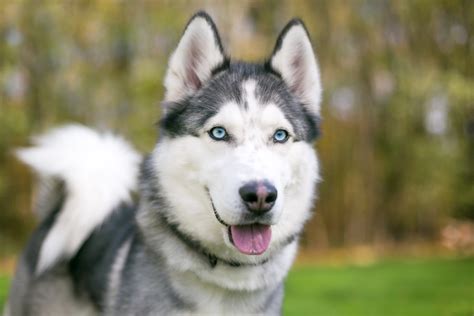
[273,129,289,143]
[209,126,228,141]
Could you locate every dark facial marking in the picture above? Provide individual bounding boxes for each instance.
[160,62,319,142]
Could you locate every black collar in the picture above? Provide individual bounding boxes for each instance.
[158,212,274,268]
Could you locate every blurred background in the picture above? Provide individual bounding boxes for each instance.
[0,0,473,314]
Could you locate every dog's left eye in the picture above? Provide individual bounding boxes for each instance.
[209,126,228,141]
[273,129,289,143]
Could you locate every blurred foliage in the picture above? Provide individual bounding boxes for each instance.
[0,0,473,250]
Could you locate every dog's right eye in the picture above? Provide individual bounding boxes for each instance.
[209,126,229,141]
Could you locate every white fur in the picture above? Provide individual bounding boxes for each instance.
[151,79,319,291]
[164,15,225,103]
[17,125,141,275]
[270,23,322,115]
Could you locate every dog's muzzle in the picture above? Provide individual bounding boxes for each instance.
[207,182,277,256]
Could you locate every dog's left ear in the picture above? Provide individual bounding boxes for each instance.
[269,19,322,115]
[164,12,227,103]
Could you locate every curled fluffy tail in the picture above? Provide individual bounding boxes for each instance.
[17,125,141,275]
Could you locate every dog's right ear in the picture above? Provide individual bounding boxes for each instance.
[164,12,227,103]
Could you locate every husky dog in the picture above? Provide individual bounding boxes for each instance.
[5,11,322,315]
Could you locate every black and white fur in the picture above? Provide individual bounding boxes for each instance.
[5,12,322,315]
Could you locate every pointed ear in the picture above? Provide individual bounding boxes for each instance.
[269,19,322,115]
[164,12,227,103]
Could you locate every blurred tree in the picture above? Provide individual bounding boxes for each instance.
[0,0,472,252]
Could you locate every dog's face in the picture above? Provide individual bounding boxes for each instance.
[152,13,321,262]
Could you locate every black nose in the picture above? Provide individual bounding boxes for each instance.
[239,181,277,214]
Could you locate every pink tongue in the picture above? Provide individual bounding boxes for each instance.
[230,224,272,255]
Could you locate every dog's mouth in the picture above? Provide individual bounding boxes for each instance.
[207,188,272,255]
[228,224,272,255]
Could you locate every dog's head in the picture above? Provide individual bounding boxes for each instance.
[151,12,321,262]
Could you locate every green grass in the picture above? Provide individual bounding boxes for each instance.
[284,256,474,316]
[0,257,473,315]
[0,275,9,311]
